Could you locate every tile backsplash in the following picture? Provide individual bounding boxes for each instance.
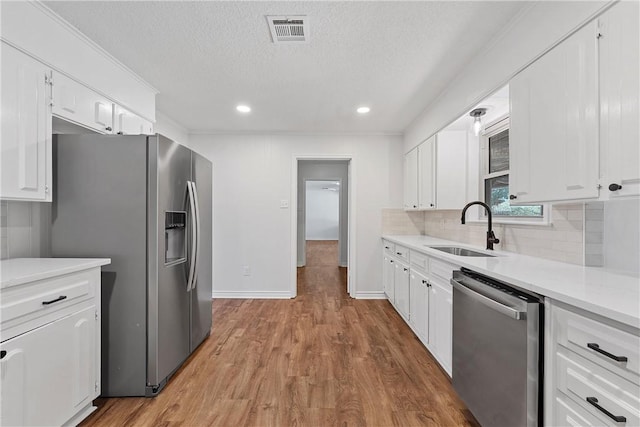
[381,209,425,235]
[584,202,604,267]
[0,201,50,259]
[382,204,585,265]
[603,198,640,275]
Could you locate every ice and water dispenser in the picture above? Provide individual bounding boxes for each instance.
[165,211,186,264]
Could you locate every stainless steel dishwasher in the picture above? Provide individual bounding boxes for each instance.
[451,268,543,427]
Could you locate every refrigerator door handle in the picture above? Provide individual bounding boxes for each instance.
[191,181,202,290]
[186,181,197,291]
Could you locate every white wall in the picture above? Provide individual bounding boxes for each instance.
[305,183,339,240]
[404,1,610,153]
[155,111,190,146]
[186,133,404,299]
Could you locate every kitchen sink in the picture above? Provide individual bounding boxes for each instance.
[428,246,496,257]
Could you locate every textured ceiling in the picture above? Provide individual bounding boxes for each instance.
[44,1,528,133]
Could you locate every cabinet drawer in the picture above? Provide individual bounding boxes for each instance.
[382,240,395,256]
[429,258,457,281]
[555,305,640,384]
[393,244,410,262]
[409,250,428,273]
[555,395,611,427]
[557,348,640,426]
[1,270,96,340]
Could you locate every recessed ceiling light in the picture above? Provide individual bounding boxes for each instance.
[357,106,370,114]
[236,105,251,113]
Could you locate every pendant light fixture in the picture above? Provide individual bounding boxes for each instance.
[469,108,487,136]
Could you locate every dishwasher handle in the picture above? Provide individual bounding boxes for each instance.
[451,278,526,320]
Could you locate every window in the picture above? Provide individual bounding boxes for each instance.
[482,119,543,218]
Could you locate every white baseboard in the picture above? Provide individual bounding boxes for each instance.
[212,290,292,299]
[354,291,386,299]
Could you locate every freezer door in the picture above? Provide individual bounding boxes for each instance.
[191,152,213,351]
[147,135,192,391]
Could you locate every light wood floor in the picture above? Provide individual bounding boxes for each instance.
[82,240,478,426]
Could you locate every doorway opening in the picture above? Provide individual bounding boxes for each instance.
[304,180,341,264]
[293,158,353,298]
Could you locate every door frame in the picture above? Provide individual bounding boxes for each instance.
[290,155,356,298]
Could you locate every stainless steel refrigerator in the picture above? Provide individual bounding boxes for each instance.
[50,134,212,397]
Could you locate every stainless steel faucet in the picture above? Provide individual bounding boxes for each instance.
[461,201,500,250]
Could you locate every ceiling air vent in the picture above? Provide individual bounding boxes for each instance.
[266,16,308,44]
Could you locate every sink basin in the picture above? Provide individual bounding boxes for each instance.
[428,246,496,257]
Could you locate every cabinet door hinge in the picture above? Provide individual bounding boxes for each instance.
[95,310,99,320]
[95,382,99,392]
[47,71,54,107]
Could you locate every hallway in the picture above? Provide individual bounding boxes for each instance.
[82,240,477,426]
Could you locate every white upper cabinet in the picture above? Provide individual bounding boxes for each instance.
[404,147,419,210]
[2,2,157,122]
[0,43,52,202]
[52,71,114,134]
[599,1,640,198]
[406,131,468,211]
[113,105,154,135]
[436,130,468,210]
[418,136,436,210]
[510,21,599,204]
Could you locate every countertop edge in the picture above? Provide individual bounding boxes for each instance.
[1,258,112,289]
[382,235,640,330]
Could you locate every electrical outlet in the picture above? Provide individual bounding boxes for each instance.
[280,200,289,208]
[242,265,251,276]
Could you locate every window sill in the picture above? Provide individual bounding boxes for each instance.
[465,218,552,227]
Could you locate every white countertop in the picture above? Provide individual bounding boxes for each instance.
[0,258,111,289]
[383,235,640,329]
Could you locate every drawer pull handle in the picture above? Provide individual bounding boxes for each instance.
[587,343,628,362]
[396,252,402,255]
[42,295,68,305]
[586,397,626,423]
[385,246,390,249]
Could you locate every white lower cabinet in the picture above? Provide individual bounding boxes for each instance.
[382,253,395,303]
[428,274,453,375]
[0,264,103,426]
[393,260,410,321]
[0,306,96,426]
[381,241,455,376]
[546,300,640,426]
[409,268,429,343]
